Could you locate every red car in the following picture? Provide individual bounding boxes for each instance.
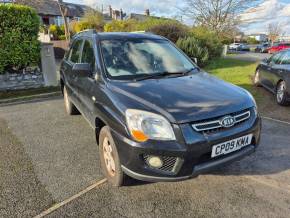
[268,42,290,54]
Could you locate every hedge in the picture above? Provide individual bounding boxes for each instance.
[0,4,40,73]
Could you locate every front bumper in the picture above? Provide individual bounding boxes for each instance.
[122,145,255,182]
[112,111,261,182]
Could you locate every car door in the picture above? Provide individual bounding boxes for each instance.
[274,50,290,85]
[76,37,101,125]
[262,52,284,91]
[62,38,83,105]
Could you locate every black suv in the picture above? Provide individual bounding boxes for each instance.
[60,30,261,186]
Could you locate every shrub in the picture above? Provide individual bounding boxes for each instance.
[190,26,223,60]
[246,37,259,44]
[104,18,188,42]
[0,4,40,73]
[176,37,209,67]
[70,10,104,34]
[147,23,189,43]
[49,24,65,40]
[104,19,139,32]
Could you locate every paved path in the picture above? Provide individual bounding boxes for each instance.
[0,99,289,217]
[227,52,271,62]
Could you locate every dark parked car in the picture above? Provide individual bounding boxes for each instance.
[237,43,250,51]
[255,49,290,105]
[60,30,261,186]
[255,43,270,53]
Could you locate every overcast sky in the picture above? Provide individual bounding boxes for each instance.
[67,0,290,35]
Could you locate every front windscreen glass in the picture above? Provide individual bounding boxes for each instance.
[100,39,196,80]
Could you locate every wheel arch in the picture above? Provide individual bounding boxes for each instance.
[95,117,107,145]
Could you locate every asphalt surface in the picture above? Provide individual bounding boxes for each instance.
[0,98,290,217]
[227,52,271,62]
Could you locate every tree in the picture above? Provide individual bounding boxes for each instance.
[57,0,70,41]
[268,23,282,45]
[182,0,257,33]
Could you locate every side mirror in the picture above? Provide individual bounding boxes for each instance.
[191,57,198,64]
[72,63,92,77]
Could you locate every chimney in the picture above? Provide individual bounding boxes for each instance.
[145,9,150,16]
[109,5,112,18]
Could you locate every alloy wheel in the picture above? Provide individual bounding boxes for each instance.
[64,87,70,112]
[254,70,260,84]
[103,137,116,177]
[277,82,286,103]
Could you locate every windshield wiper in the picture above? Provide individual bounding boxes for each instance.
[134,68,198,81]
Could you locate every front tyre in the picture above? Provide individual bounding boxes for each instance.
[63,86,79,115]
[276,81,289,106]
[254,70,261,87]
[99,126,124,187]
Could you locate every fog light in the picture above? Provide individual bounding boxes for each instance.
[147,156,163,168]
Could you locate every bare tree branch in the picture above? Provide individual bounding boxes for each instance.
[268,23,282,45]
[181,0,258,32]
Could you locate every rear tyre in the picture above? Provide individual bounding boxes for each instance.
[254,70,261,87]
[99,126,124,187]
[63,86,79,115]
[276,81,289,106]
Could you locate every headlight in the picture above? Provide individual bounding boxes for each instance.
[125,109,176,142]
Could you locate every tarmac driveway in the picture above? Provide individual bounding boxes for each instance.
[0,98,290,217]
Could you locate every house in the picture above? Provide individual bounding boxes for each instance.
[102,6,160,22]
[102,5,126,22]
[13,0,92,26]
[126,9,162,21]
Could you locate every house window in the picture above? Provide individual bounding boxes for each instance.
[55,16,64,26]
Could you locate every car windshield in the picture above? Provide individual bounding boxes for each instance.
[100,38,196,80]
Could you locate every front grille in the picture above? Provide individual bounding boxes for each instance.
[143,155,182,173]
[192,109,251,134]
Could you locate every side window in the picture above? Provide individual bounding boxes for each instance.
[81,40,95,69]
[280,51,290,65]
[69,39,83,63]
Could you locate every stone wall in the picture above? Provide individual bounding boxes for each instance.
[0,68,44,91]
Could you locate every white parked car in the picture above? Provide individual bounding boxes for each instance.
[229,43,241,50]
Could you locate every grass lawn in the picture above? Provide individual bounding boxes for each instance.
[204,58,263,103]
[204,58,290,122]
[0,86,60,100]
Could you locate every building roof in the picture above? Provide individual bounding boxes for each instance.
[14,0,91,17]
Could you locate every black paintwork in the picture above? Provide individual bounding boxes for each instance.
[60,30,261,181]
[256,50,290,98]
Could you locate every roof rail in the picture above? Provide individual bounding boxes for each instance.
[74,29,98,38]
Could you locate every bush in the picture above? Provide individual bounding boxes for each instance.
[49,24,65,40]
[104,19,139,32]
[147,23,189,43]
[176,37,209,67]
[246,37,259,44]
[190,26,223,61]
[0,4,40,73]
[104,18,188,42]
[70,10,104,34]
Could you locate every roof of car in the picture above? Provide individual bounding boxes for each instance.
[96,32,166,40]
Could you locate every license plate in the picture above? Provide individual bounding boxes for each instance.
[211,134,253,158]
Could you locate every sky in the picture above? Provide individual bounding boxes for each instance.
[67,0,290,35]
